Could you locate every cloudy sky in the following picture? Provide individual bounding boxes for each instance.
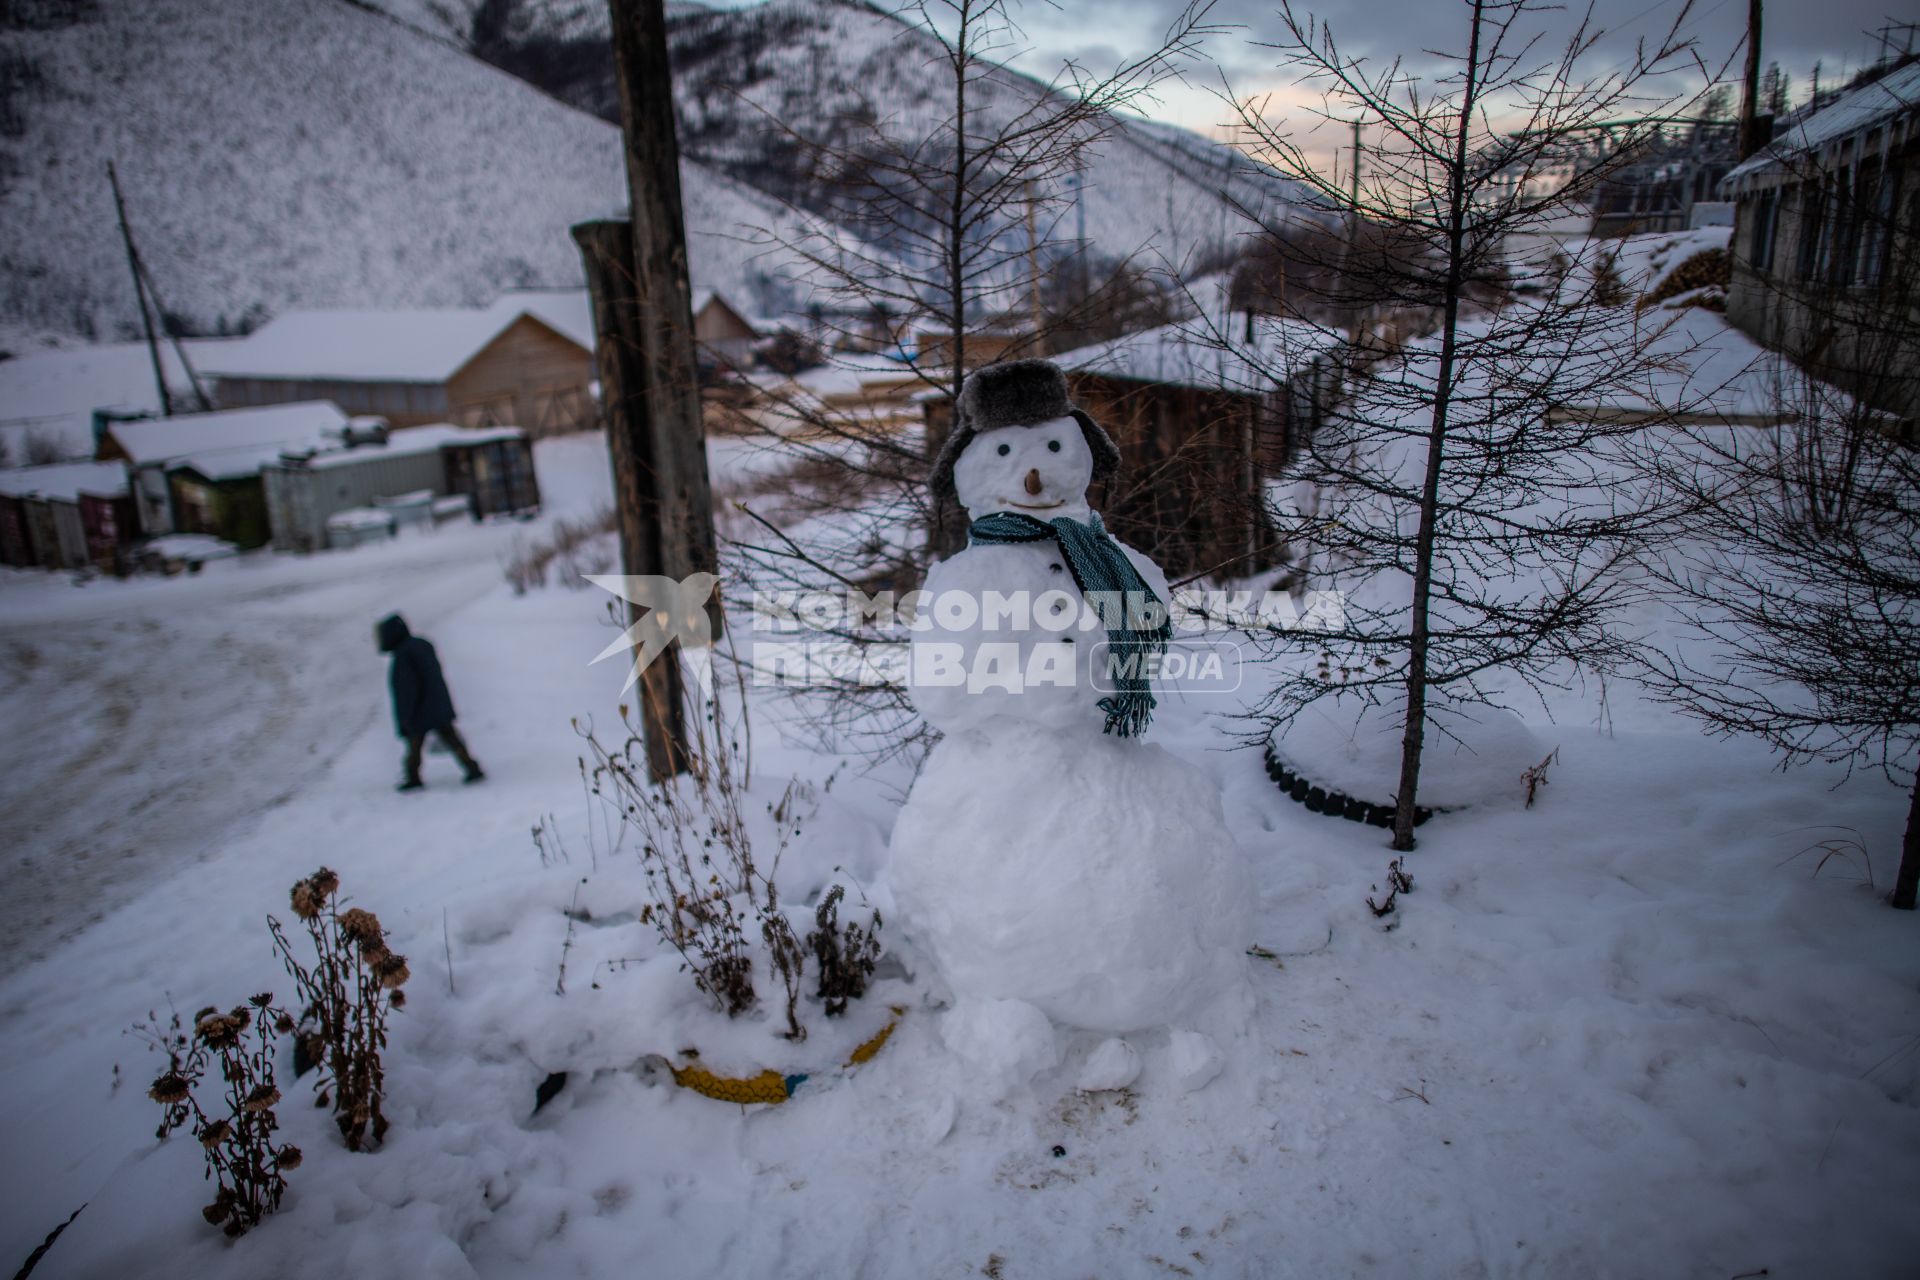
[990,0,1912,165]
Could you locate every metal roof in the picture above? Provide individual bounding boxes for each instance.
[1725,61,1920,193]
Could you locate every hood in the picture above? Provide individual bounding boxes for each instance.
[376,614,411,652]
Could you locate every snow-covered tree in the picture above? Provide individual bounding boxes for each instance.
[1218,0,1708,849]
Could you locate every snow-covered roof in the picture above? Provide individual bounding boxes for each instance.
[290,423,526,471]
[0,460,129,502]
[1047,316,1346,395]
[109,402,349,473]
[200,305,586,384]
[480,290,595,351]
[1725,60,1920,192]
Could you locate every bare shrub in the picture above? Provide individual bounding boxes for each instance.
[268,867,408,1152]
[501,534,552,594]
[578,680,891,1034]
[501,506,619,593]
[807,884,881,1017]
[21,428,69,465]
[580,702,801,1020]
[139,996,299,1236]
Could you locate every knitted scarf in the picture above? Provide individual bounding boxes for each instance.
[968,510,1172,738]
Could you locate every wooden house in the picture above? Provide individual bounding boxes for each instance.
[202,297,598,438]
[0,461,136,573]
[921,317,1344,579]
[692,290,763,368]
[1722,59,1920,419]
[98,401,349,548]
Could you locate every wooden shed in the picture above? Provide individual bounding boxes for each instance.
[98,401,349,544]
[693,290,763,368]
[202,296,598,438]
[922,317,1344,580]
[443,430,540,518]
[0,461,136,573]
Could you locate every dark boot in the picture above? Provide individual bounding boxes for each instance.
[397,776,425,793]
[438,726,484,783]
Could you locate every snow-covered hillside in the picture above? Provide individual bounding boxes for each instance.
[364,0,1313,275]
[0,0,827,340]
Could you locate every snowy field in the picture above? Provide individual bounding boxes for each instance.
[1,430,1917,1278]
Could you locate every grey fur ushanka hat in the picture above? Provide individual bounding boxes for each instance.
[929,358,1122,505]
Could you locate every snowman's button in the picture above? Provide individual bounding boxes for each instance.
[1062,634,1074,644]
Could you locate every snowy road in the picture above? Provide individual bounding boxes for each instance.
[0,487,568,973]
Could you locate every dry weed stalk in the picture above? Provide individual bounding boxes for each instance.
[268,867,408,1152]
[808,884,882,1017]
[1521,749,1560,808]
[579,693,805,1023]
[141,996,299,1235]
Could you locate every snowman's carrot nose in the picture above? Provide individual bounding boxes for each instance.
[1024,468,1043,496]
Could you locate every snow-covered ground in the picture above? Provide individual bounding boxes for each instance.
[2,424,1917,1279]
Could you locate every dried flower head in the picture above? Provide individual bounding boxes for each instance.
[199,1119,232,1148]
[374,953,410,990]
[148,1073,190,1105]
[201,1201,228,1225]
[244,1085,281,1113]
[338,908,382,944]
[248,992,273,1009]
[274,1012,295,1035]
[310,868,340,899]
[276,1145,303,1171]
[290,881,322,920]
[359,937,390,963]
[387,990,406,1010]
[196,1014,241,1051]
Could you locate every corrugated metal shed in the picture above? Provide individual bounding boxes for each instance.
[260,424,533,551]
[263,431,453,553]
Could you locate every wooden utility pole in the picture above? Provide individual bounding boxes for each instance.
[1025,180,1044,355]
[578,0,720,782]
[1737,0,1765,159]
[109,163,173,418]
[1350,118,1364,209]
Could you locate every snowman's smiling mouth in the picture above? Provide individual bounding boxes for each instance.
[1006,499,1066,511]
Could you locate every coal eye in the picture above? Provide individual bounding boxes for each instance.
[1047,440,1061,452]
[997,443,1010,456]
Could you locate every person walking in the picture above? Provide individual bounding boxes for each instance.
[376,613,484,791]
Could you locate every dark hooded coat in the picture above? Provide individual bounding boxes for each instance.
[377,614,456,739]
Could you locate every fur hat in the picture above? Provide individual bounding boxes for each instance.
[929,358,1121,505]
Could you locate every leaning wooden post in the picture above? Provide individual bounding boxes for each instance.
[587,0,720,781]
[573,219,689,782]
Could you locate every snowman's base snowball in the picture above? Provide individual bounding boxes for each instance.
[890,722,1252,1035]
[1167,1029,1224,1093]
[1077,1037,1143,1092]
[940,998,1060,1092]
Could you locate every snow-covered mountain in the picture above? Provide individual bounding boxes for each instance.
[0,0,828,341]
[0,0,1311,343]
[378,0,1316,278]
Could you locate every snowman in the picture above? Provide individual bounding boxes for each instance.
[889,359,1251,1094]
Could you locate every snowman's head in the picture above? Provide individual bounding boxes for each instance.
[930,359,1122,517]
[952,417,1093,519]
